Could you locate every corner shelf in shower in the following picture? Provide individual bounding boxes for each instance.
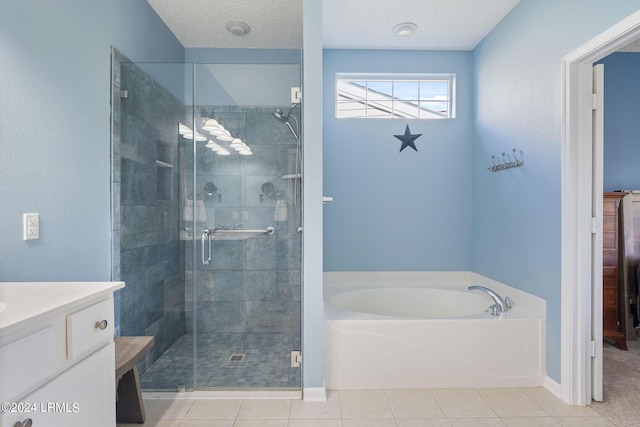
[156,141,173,200]
[155,160,173,168]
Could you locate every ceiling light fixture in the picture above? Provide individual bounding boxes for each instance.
[226,21,251,36]
[393,22,417,37]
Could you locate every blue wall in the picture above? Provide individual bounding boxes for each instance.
[185,49,302,107]
[186,48,301,64]
[597,53,640,192]
[472,0,640,382]
[323,50,473,271]
[0,0,183,280]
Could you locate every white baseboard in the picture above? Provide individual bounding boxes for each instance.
[543,376,564,402]
[303,386,327,402]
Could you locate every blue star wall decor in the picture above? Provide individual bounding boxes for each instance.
[394,125,422,152]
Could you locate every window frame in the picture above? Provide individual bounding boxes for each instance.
[335,73,456,120]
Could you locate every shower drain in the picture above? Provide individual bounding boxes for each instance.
[229,354,244,361]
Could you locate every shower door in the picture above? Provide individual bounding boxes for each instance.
[187,62,302,390]
[112,50,302,392]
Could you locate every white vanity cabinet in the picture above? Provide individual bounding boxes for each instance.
[0,282,124,427]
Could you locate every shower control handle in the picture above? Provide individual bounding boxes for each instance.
[201,228,212,266]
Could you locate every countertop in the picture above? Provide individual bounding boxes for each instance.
[0,281,124,334]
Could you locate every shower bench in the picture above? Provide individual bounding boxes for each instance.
[115,336,154,424]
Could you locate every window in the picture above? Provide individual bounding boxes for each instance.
[336,73,455,119]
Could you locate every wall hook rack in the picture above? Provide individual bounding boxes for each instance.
[488,148,524,172]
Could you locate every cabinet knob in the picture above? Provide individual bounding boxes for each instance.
[95,319,108,330]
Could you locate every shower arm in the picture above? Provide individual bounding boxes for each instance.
[285,120,299,141]
[289,114,299,138]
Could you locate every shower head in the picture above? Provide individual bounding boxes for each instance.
[272,104,297,122]
[272,104,300,141]
[272,109,288,122]
[272,103,302,213]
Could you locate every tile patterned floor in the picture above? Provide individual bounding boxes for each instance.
[140,332,301,390]
[117,387,619,427]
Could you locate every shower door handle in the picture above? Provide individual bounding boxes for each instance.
[201,228,212,266]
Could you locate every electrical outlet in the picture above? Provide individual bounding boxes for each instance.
[23,213,39,240]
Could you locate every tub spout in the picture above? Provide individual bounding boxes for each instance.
[468,285,509,315]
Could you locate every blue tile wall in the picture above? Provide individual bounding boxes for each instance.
[187,105,302,341]
[112,50,186,371]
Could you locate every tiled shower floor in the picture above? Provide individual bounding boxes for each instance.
[139,332,301,390]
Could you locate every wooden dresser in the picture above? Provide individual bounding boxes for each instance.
[603,193,628,350]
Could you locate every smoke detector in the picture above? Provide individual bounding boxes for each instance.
[393,22,417,37]
[226,21,251,36]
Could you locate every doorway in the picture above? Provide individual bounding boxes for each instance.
[562,10,640,406]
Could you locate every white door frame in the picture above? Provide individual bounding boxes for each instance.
[590,63,605,403]
[561,10,640,406]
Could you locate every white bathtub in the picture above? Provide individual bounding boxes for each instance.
[324,272,546,389]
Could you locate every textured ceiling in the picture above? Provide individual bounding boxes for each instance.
[146,0,522,50]
[618,39,640,52]
[146,0,303,49]
[323,0,521,50]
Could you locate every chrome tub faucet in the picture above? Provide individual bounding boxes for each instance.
[468,285,512,316]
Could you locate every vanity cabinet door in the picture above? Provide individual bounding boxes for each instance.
[1,343,115,427]
[0,326,58,404]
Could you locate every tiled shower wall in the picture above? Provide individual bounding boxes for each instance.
[111,50,186,370]
[186,106,302,338]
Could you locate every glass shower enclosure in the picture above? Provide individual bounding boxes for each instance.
[111,49,302,391]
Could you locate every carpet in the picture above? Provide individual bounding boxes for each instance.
[592,337,640,426]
